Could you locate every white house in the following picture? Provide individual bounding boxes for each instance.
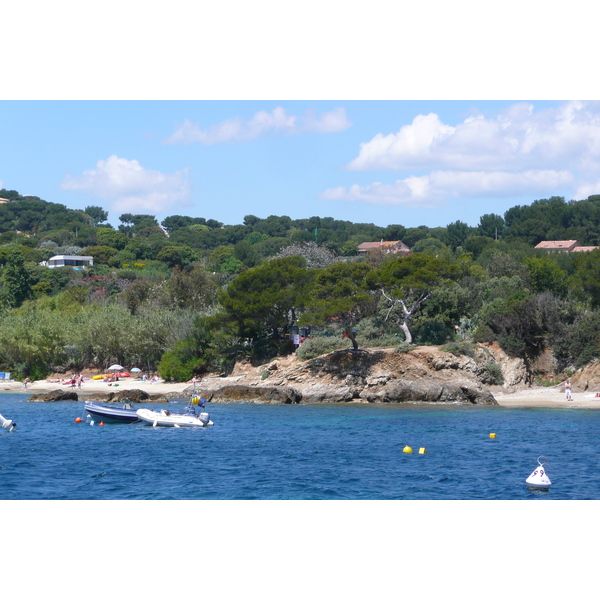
[46,255,94,269]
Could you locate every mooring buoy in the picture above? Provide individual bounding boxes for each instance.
[526,456,551,490]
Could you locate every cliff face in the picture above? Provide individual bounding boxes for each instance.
[200,345,525,405]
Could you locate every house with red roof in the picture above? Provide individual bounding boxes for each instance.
[534,240,598,252]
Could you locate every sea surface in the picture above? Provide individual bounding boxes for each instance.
[1,393,600,500]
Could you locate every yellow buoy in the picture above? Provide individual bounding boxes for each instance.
[418,447,427,454]
[490,433,496,439]
[192,396,199,405]
[403,445,413,454]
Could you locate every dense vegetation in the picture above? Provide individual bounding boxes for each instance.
[2,188,600,381]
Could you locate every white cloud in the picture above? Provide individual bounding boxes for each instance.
[60,155,191,214]
[574,179,600,200]
[165,106,351,144]
[347,101,600,173]
[320,170,574,207]
[324,101,600,210]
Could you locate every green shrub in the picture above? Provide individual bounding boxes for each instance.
[498,334,527,358]
[395,342,412,354]
[415,320,454,345]
[481,361,504,385]
[157,336,209,381]
[440,341,476,358]
[295,336,351,360]
[472,324,496,343]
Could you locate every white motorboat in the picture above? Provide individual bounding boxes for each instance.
[0,413,17,432]
[136,396,213,428]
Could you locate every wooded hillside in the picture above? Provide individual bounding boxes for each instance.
[1,187,600,382]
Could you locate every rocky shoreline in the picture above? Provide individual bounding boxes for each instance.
[26,345,508,406]
[21,342,600,408]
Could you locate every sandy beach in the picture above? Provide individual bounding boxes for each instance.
[1,375,599,408]
[1,376,191,397]
[492,387,600,409]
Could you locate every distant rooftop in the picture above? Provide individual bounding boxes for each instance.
[534,240,579,250]
[534,240,599,253]
[571,246,599,252]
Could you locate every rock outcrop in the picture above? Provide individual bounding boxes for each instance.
[197,345,510,405]
[27,388,163,403]
[210,385,302,404]
[571,360,600,392]
[81,389,152,403]
[28,389,79,402]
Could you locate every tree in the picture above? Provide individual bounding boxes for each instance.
[445,220,474,249]
[97,228,128,250]
[367,253,459,344]
[478,213,505,239]
[412,237,447,255]
[1,249,34,308]
[462,235,495,259]
[156,245,196,268]
[273,242,339,269]
[477,292,554,361]
[161,215,195,233]
[243,214,261,227]
[383,224,407,241]
[118,214,160,236]
[158,317,215,381]
[84,206,109,226]
[300,261,375,350]
[165,266,218,310]
[571,250,600,308]
[83,245,119,265]
[524,256,568,297]
[218,256,314,352]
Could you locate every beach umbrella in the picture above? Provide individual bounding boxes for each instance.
[130,368,141,372]
[108,364,124,371]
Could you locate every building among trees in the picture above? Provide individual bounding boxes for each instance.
[357,240,410,256]
[46,255,94,269]
[535,240,599,252]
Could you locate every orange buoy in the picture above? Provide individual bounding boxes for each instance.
[99,421,105,426]
[75,417,82,423]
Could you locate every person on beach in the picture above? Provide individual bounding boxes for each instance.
[23,377,31,390]
[565,378,572,401]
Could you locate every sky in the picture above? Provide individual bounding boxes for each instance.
[3,2,599,236]
[2,99,600,231]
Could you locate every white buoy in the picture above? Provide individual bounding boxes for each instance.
[0,413,16,432]
[526,456,551,489]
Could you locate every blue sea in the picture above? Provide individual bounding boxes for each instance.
[2,392,600,500]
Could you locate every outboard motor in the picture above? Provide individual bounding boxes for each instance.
[198,412,211,426]
[0,413,16,432]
